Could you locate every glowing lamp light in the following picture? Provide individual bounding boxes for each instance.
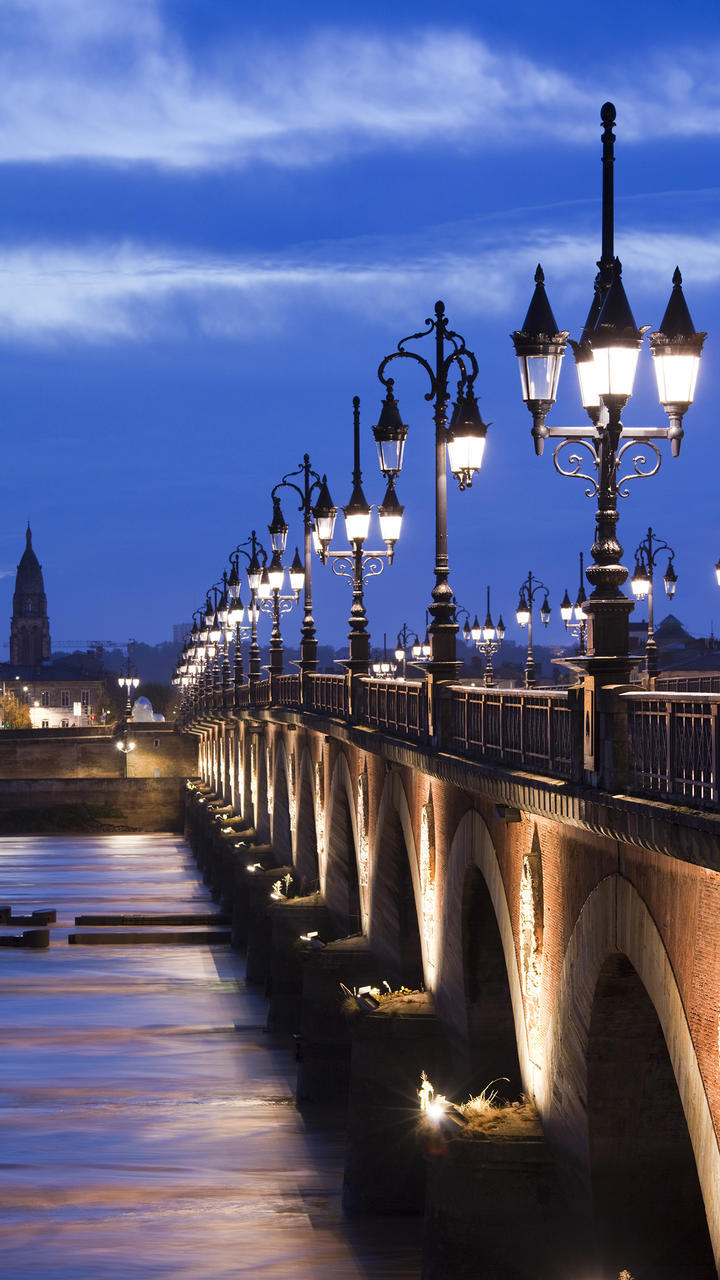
[343,481,372,545]
[716,559,720,588]
[446,384,488,490]
[516,594,530,627]
[228,598,245,627]
[247,553,262,592]
[268,551,285,593]
[378,479,404,550]
[560,589,573,624]
[590,260,644,401]
[289,548,304,594]
[631,562,650,600]
[471,616,482,644]
[540,596,551,627]
[257,568,272,600]
[512,264,569,453]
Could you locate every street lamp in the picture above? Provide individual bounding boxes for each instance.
[270,457,328,675]
[560,552,589,656]
[460,587,505,687]
[630,527,677,684]
[515,572,551,689]
[257,502,301,676]
[512,102,704,693]
[117,655,140,717]
[229,531,267,684]
[375,302,490,680]
[394,622,424,679]
[317,396,402,677]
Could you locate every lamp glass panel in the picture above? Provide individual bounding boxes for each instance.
[447,433,486,477]
[516,606,530,627]
[576,356,600,410]
[268,564,285,591]
[519,353,562,403]
[289,566,304,592]
[378,509,402,544]
[345,509,371,543]
[652,352,700,408]
[376,437,404,477]
[593,343,640,398]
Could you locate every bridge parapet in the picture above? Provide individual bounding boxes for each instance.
[183,677,720,814]
[624,689,720,809]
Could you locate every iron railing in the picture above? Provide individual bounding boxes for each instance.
[360,678,429,740]
[181,675,720,813]
[272,673,302,707]
[449,685,578,780]
[305,672,349,718]
[656,674,720,694]
[623,690,719,807]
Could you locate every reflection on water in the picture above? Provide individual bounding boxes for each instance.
[0,834,421,1278]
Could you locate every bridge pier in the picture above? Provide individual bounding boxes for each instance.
[265,896,336,1033]
[296,936,385,1104]
[342,992,452,1215]
[422,1129,572,1280]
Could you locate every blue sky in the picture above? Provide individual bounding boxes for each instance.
[0,0,718,654]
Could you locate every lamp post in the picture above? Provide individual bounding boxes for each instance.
[374,303,490,681]
[460,587,505,687]
[512,102,704,700]
[515,573,551,689]
[315,397,402,678]
[229,532,267,685]
[270,456,327,675]
[257,502,302,677]
[560,552,589,656]
[630,527,677,684]
[117,656,140,718]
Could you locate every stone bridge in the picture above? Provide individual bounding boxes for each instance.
[182,672,720,1279]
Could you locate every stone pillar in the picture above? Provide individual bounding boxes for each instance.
[342,992,451,1214]
[296,936,385,1104]
[265,897,336,1034]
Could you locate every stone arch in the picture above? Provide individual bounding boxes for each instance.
[324,753,362,935]
[271,738,292,862]
[369,770,423,989]
[542,874,720,1276]
[436,808,527,1100]
[294,746,319,893]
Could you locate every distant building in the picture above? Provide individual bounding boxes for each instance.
[2,526,105,727]
[10,525,51,665]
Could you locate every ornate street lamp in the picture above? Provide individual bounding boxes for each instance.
[512,103,704,702]
[229,531,267,685]
[270,457,328,675]
[375,303,490,680]
[117,654,140,717]
[318,396,401,677]
[394,622,424,679]
[255,502,301,677]
[515,572,551,689]
[630,527,677,683]
[560,552,589,656]
[460,587,505,687]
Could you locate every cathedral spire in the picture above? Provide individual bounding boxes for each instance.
[10,524,51,667]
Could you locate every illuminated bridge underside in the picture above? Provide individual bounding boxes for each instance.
[193,702,720,1277]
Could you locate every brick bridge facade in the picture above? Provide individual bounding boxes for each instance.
[185,676,720,1278]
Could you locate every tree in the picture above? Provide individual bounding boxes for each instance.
[0,693,31,729]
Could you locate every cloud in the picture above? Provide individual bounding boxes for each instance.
[0,5,717,169]
[0,216,716,344]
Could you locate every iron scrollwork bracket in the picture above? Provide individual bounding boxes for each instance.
[615,438,662,497]
[552,437,600,497]
[328,551,388,586]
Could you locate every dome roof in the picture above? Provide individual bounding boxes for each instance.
[14,525,45,596]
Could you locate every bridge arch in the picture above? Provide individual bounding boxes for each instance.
[295,744,319,893]
[271,738,292,861]
[369,769,424,989]
[436,807,529,1099]
[542,873,720,1277]
[324,752,362,935]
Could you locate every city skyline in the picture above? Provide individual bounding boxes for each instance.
[0,0,718,648]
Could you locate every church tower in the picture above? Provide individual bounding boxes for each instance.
[10,525,51,666]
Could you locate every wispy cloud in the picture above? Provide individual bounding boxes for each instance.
[0,217,716,344]
[0,3,718,169]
